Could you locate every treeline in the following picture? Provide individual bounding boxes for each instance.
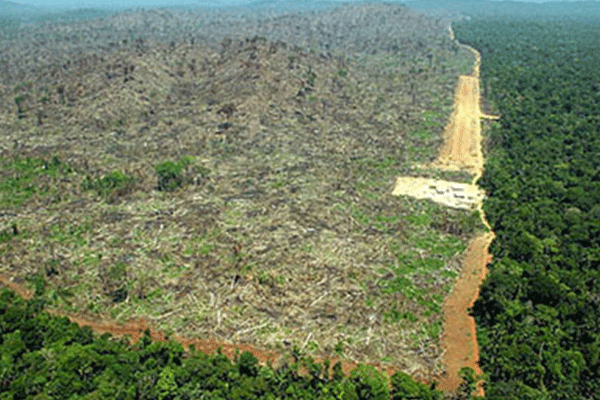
[454,15,600,400]
[412,0,600,21]
[1,288,479,399]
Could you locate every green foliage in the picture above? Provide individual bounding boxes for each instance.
[390,371,442,400]
[13,93,27,118]
[105,262,128,303]
[13,93,26,106]
[306,66,317,87]
[237,351,259,377]
[337,68,348,77]
[82,169,136,201]
[454,10,600,399]
[155,366,177,400]
[348,365,389,400]
[456,367,479,399]
[0,155,72,208]
[155,156,194,192]
[0,222,19,244]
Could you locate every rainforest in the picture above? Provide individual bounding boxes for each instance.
[454,13,600,400]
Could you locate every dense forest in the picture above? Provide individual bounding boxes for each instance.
[455,13,600,400]
[411,0,600,20]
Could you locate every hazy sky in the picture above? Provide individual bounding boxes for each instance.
[11,0,594,11]
[13,0,336,9]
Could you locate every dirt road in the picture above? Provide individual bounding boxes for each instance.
[435,27,497,175]
[0,271,402,378]
[433,27,497,396]
[393,25,497,396]
[435,75,483,174]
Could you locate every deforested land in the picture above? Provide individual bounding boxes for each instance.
[0,2,481,377]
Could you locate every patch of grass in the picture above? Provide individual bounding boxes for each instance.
[375,202,469,319]
[431,209,485,237]
[47,221,93,249]
[270,176,286,189]
[412,128,437,142]
[384,307,418,324]
[421,110,445,128]
[0,223,20,244]
[183,236,215,256]
[82,169,137,201]
[0,155,72,208]
[336,68,348,77]
[406,213,431,226]
[357,156,401,171]
[155,156,199,192]
[305,66,316,87]
[422,320,442,340]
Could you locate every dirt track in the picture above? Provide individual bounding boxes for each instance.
[392,25,497,395]
[435,75,483,173]
[433,30,498,175]
[428,26,497,396]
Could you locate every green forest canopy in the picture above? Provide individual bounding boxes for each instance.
[455,11,600,400]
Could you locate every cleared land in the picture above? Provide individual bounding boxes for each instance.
[392,177,484,210]
[0,4,481,378]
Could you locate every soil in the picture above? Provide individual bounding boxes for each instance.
[436,233,493,395]
[392,177,484,210]
[434,75,483,174]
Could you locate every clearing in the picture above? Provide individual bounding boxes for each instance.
[0,4,486,383]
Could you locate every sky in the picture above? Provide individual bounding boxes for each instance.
[10,0,324,9]
[10,0,595,11]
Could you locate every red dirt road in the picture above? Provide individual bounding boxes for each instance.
[0,273,401,378]
[434,26,498,396]
[436,232,494,395]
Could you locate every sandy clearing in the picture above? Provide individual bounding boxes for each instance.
[392,177,484,210]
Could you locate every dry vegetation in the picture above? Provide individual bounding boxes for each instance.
[0,3,481,377]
